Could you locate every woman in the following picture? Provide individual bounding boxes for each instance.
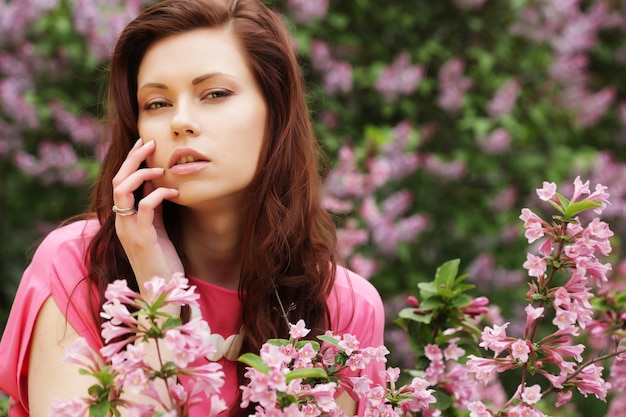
[0,0,385,415]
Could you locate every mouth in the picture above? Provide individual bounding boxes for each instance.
[174,155,204,166]
[168,148,210,169]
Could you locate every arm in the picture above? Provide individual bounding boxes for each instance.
[336,392,357,415]
[28,297,101,417]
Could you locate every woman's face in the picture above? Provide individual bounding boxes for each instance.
[136,27,267,211]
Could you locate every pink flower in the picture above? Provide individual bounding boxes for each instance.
[48,398,90,417]
[525,305,544,329]
[443,342,465,361]
[479,323,512,355]
[289,319,311,339]
[338,333,360,355]
[524,222,545,244]
[523,253,547,278]
[437,57,473,113]
[466,356,515,382]
[123,368,149,395]
[520,383,542,404]
[260,344,290,369]
[467,401,494,417]
[61,337,100,371]
[555,389,573,407]
[164,273,201,307]
[571,176,591,203]
[104,279,138,305]
[570,363,611,401]
[511,339,531,363]
[508,404,545,417]
[384,367,401,385]
[424,344,443,361]
[375,52,425,102]
[286,0,328,23]
[476,128,512,155]
[101,321,134,343]
[487,78,521,119]
[536,181,557,201]
[461,296,490,317]
[323,60,353,95]
[294,343,318,367]
[519,208,544,227]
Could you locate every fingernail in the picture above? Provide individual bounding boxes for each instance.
[133,138,143,148]
[144,140,155,147]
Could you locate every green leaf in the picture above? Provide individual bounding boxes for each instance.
[614,291,626,306]
[397,308,434,324]
[434,259,460,291]
[433,388,453,410]
[451,293,472,308]
[89,400,111,417]
[266,338,291,347]
[93,367,114,386]
[564,200,602,218]
[161,316,182,331]
[404,369,425,378]
[555,192,570,208]
[418,282,438,299]
[238,353,270,374]
[453,283,476,294]
[294,340,320,352]
[439,287,456,299]
[317,334,341,348]
[285,367,328,382]
[419,296,445,310]
[453,273,471,284]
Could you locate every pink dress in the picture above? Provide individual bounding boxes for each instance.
[0,220,385,416]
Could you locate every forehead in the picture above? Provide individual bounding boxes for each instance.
[137,27,254,85]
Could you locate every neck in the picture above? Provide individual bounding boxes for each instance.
[178,206,245,290]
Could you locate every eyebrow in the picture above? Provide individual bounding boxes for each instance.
[137,73,232,91]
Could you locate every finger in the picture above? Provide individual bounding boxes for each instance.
[112,167,165,208]
[143,181,170,231]
[135,187,179,227]
[112,140,156,188]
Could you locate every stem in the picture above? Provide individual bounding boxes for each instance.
[524,221,569,362]
[152,318,176,410]
[508,221,569,410]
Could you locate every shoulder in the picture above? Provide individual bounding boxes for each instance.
[36,218,100,255]
[332,265,384,311]
[32,219,100,266]
[329,265,385,345]
[26,218,100,293]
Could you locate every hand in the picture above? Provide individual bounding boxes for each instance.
[111,138,182,297]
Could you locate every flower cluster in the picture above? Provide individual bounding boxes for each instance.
[396,259,508,414]
[392,177,626,417]
[464,177,615,416]
[49,274,226,417]
[239,319,436,417]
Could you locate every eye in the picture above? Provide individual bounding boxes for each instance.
[145,101,169,110]
[203,90,232,100]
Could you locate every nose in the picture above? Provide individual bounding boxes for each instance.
[171,101,200,138]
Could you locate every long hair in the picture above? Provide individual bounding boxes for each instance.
[88,0,337,409]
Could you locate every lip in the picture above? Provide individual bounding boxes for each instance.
[167,147,211,168]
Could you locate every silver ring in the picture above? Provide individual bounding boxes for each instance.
[112,205,137,216]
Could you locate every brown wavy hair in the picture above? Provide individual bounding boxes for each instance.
[87,0,337,412]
